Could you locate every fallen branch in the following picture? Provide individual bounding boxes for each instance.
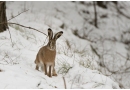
[62,77,67,89]
[8,22,47,36]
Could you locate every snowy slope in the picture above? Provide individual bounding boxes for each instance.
[0,1,122,89]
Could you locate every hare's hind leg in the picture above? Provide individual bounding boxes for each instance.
[52,63,57,76]
[52,66,57,76]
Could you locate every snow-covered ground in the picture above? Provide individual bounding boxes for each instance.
[0,1,130,89]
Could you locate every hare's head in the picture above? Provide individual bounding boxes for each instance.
[47,28,63,50]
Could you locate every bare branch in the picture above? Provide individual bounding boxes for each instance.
[7,28,13,47]
[8,22,47,36]
[0,9,29,25]
[8,9,29,21]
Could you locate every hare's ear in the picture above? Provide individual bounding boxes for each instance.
[48,28,53,40]
[54,31,63,40]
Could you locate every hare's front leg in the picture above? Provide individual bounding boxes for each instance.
[44,63,47,75]
[49,65,52,77]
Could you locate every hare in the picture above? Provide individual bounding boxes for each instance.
[35,28,63,77]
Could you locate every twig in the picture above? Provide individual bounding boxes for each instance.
[7,28,13,47]
[8,9,29,21]
[8,22,47,36]
[90,44,100,58]
[116,52,129,60]
[62,77,67,89]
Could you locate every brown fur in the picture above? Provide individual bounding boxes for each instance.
[35,28,63,77]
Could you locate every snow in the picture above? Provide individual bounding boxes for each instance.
[1,1,130,89]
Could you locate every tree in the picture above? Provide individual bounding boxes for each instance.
[0,1,8,32]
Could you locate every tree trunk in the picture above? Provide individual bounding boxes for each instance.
[0,1,8,32]
[93,1,98,28]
